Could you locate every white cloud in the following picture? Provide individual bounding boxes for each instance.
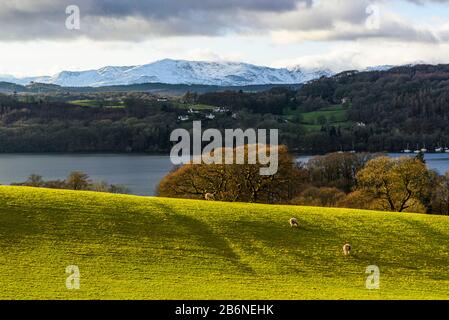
[2,0,449,76]
[265,1,442,44]
[274,40,449,71]
[0,0,446,44]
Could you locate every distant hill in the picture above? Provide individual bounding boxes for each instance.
[292,63,449,152]
[0,82,27,94]
[3,63,449,153]
[0,81,301,95]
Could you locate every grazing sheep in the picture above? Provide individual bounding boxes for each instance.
[205,193,215,201]
[289,217,299,228]
[343,242,351,256]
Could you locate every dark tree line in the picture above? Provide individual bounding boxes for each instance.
[3,64,449,153]
[158,149,449,215]
[294,65,449,151]
[0,90,304,152]
[12,171,129,194]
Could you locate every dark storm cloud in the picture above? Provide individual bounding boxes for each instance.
[86,0,307,17]
[0,0,446,42]
[0,0,312,40]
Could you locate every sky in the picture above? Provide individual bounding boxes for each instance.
[2,0,449,77]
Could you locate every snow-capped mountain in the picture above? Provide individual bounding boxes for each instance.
[0,59,334,87]
[363,65,395,72]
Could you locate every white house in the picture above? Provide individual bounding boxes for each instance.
[213,107,230,113]
[178,115,190,121]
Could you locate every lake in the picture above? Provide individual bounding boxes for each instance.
[0,154,174,196]
[1,153,449,196]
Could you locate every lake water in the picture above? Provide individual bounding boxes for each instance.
[1,153,449,196]
[0,154,174,196]
[297,152,449,173]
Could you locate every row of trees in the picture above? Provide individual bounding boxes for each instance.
[12,171,128,194]
[9,147,447,215]
[157,147,449,215]
[0,92,308,153]
[293,154,449,215]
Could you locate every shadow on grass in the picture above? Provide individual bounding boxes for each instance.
[399,218,449,267]
[401,218,449,241]
[152,200,255,274]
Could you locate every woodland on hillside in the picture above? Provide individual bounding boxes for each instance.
[1,64,449,153]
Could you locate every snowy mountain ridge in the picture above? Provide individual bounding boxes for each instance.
[0,59,333,87]
[0,59,395,87]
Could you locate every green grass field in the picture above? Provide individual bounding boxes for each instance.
[68,99,101,107]
[1,186,448,300]
[300,106,348,123]
[284,104,353,132]
[175,103,215,111]
[68,99,124,108]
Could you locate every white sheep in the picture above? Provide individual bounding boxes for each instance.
[205,193,215,201]
[289,217,299,228]
[343,242,351,256]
